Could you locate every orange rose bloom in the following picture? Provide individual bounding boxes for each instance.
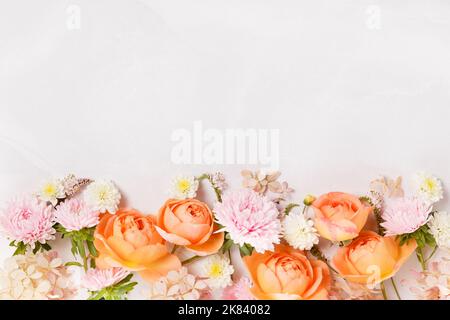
[156,199,224,256]
[94,209,181,282]
[332,231,417,285]
[243,244,331,300]
[312,192,372,241]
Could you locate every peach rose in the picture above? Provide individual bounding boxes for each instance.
[332,231,417,285]
[156,199,224,256]
[94,209,181,282]
[243,244,331,300]
[312,192,372,241]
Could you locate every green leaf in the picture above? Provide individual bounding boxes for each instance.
[13,242,28,256]
[87,240,98,257]
[239,243,254,257]
[65,261,83,267]
[221,239,234,253]
[284,203,300,215]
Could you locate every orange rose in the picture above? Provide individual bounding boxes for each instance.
[243,244,331,300]
[155,199,224,256]
[332,231,417,285]
[312,192,372,241]
[94,209,181,282]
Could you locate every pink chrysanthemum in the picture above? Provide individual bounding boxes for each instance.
[0,196,55,247]
[55,198,100,231]
[222,277,255,300]
[82,267,130,292]
[381,197,432,236]
[214,189,281,253]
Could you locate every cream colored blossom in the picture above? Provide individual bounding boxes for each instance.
[0,251,75,300]
[147,267,208,300]
[37,179,65,206]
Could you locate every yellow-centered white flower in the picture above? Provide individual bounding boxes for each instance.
[413,172,444,204]
[195,254,234,289]
[428,211,450,249]
[169,175,199,199]
[84,180,121,214]
[282,210,319,250]
[37,179,65,206]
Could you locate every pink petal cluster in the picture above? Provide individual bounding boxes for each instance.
[381,197,432,236]
[214,189,281,253]
[0,196,55,247]
[222,277,255,300]
[82,267,130,292]
[55,199,99,231]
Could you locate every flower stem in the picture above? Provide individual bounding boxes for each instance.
[310,245,339,275]
[425,246,437,263]
[77,239,88,271]
[380,281,388,300]
[390,278,401,300]
[198,173,222,202]
[416,247,427,271]
[171,245,178,254]
[181,255,203,266]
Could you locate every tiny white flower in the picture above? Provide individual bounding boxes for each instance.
[84,180,121,214]
[282,211,319,250]
[36,179,65,206]
[428,211,450,249]
[169,175,199,199]
[413,172,444,204]
[195,254,234,289]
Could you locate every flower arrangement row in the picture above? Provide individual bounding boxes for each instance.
[0,171,448,300]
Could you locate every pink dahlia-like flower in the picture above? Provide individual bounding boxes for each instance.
[55,198,99,231]
[82,267,130,291]
[381,197,432,236]
[0,196,55,247]
[222,277,255,300]
[214,189,281,253]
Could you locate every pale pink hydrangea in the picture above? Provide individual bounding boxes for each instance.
[402,257,450,300]
[82,267,130,292]
[55,198,100,231]
[0,196,55,247]
[214,189,281,253]
[222,277,255,300]
[381,197,432,236]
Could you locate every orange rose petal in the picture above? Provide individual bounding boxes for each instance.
[154,225,191,245]
[162,206,183,231]
[315,212,358,241]
[95,213,113,236]
[332,246,360,277]
[283,277,309,296]
[257,264,282,294]
[106,236,136,260]
[243,251,273,287]
[129,243,170,266]
[94,235,126,265]
[172,222,211,244]
[305,287,329,300]
[138,254,182,282]
[391,237,417,276]
[351,206,372,231]
[185,231,224,256]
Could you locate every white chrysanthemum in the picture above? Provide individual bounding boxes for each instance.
[195,254,234,289]
[169,175,199,199]
[282,211,319,250]
[84,180,121,214]
[36,179,65,206]
[413,172,444,204]
[147,267,208,300]
[428,211,450,249]
[0,251,75,300]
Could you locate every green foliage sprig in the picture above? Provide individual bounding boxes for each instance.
[88,274,138,300]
